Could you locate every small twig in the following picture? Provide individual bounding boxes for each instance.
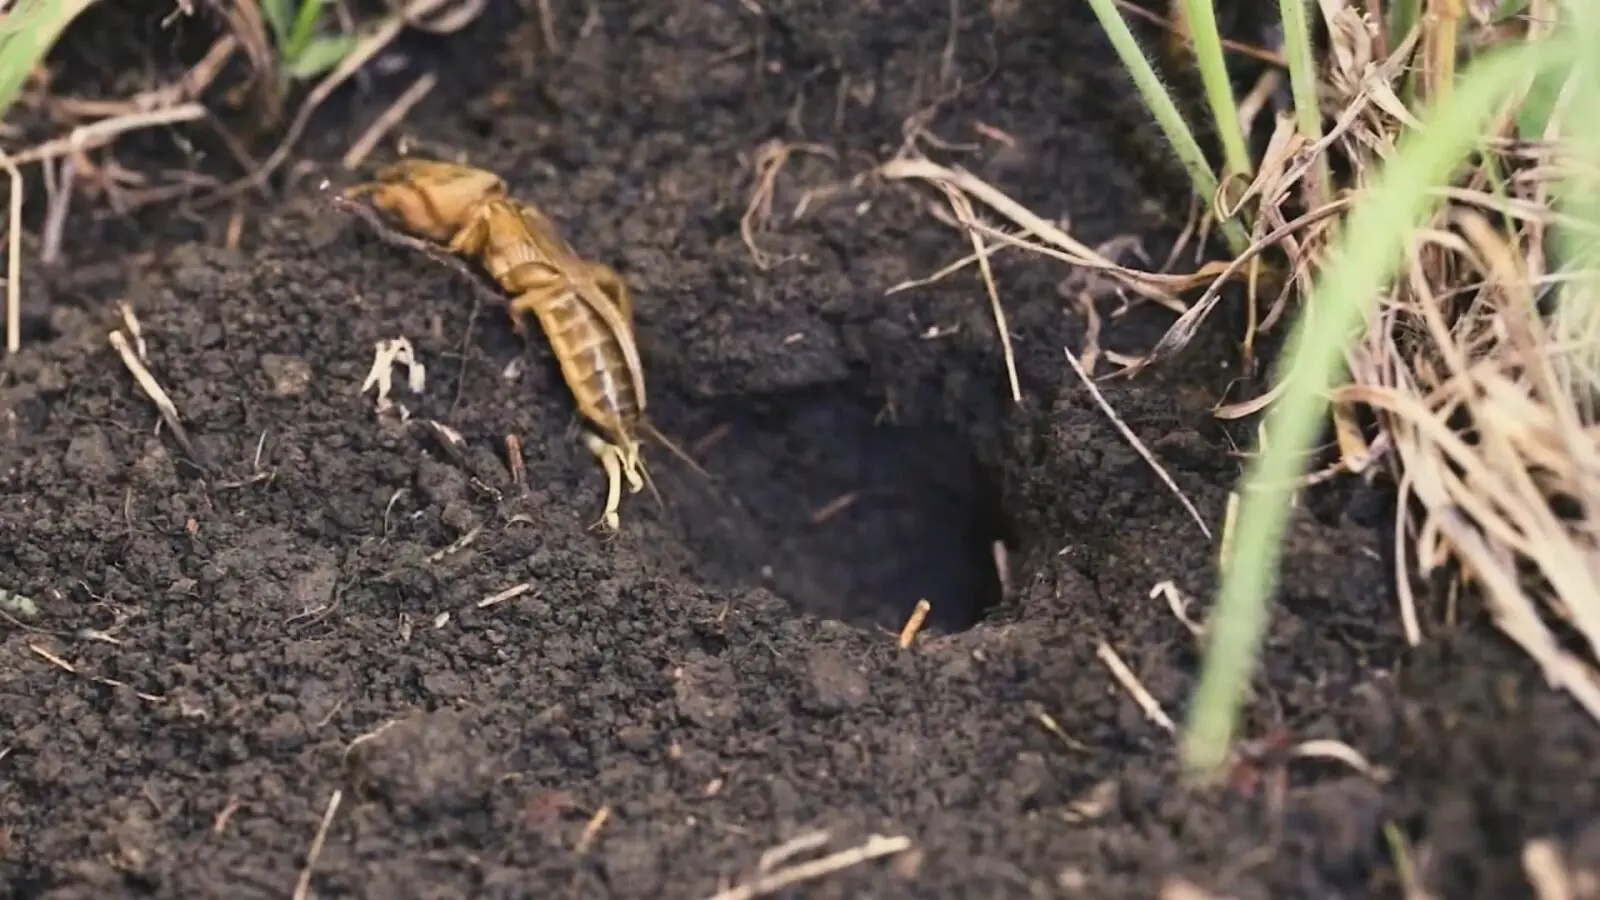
[1159,878,1224,900]
[478,582,533,609]
[109,329,199,464]
[1034,709,1093,753]
[1109,0,1286,65]
[0,147,20,353]
[224,206,245,250]
[1,147,19,355]
[942,185,1022,404]
[505,434,527,490]
[428,524,482,563]
[1064,347,1212,539]
[118,302,147,361]
[897,599,931,649]
[342,71,439,170]
[1523,838,1574,900]
[810,491,858,523]
[197,0,484,210]
[992,540,1011,598]
[1074,289,1104,375]
[293,789,343,900]
[692,423,732,457]
[536,0,560,50]
[1096,641,1176,733]
[1150,580,1206,637]
[10,104,207,167]
[884,231,1018,296]
[27,643,164,702]
[344,718,404,761]
[1290,739,1390,782]
[877,158,1200,306]
[757,831,831,872]
[574,806,609,854]
[51,35,235,121]
[213,795,243,834]
[705,834,913,900]
[39,155,75,266]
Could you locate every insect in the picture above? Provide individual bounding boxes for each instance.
[341,158,701,534]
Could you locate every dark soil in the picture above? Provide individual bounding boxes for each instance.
[3,2,1598,899]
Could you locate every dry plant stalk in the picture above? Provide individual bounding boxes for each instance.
[197,0,487,210]
[870,2,1600,737]
[293,789,343,900]
[343,72,439,170]
[1097,641,1177,733]
[109,327,199,463]
[2,149,19,355]
[898,599,931,649]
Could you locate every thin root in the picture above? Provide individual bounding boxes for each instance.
[938,182,1022,405]
[740,140,835,269]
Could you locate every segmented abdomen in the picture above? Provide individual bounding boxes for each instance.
[528,288,641,442]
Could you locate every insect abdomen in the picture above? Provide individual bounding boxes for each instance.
[527,289,642,440]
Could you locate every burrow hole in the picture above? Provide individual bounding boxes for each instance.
[663,384,1014,635]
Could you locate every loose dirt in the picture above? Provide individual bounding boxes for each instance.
[2,2,1597,899]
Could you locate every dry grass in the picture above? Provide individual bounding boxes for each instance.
[1217,3,1600,723]
[1137,1,1600,754]
[870,0,1600,768]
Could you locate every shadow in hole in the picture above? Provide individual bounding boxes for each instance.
[667,388,1011,634]
[18,312,59,345]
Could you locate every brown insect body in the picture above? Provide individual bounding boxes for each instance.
[454,198,646,453]
[343,158,698,533]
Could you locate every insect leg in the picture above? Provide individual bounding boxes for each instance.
[585,261,634,325]
[503,268,568,338]
[617,439,646,496]
[582,430,627,534]
[445,204,495,258]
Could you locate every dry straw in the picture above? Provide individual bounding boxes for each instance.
[1069,0,1600,776]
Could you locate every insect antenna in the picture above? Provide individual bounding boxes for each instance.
[636,453,665,510]
[641,421,712,481]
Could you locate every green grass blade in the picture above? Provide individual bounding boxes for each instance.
[286,0,327,63]
[1083,0,1250,254]
[1551,3,1600,396]
[1178,35,1576,779]
[283,34,356,80]
[260,0,294,47]
[1278,0,1327,202]
[0,0,96,124]
[1389,0,1423,49]
[1177,0,1252,180]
